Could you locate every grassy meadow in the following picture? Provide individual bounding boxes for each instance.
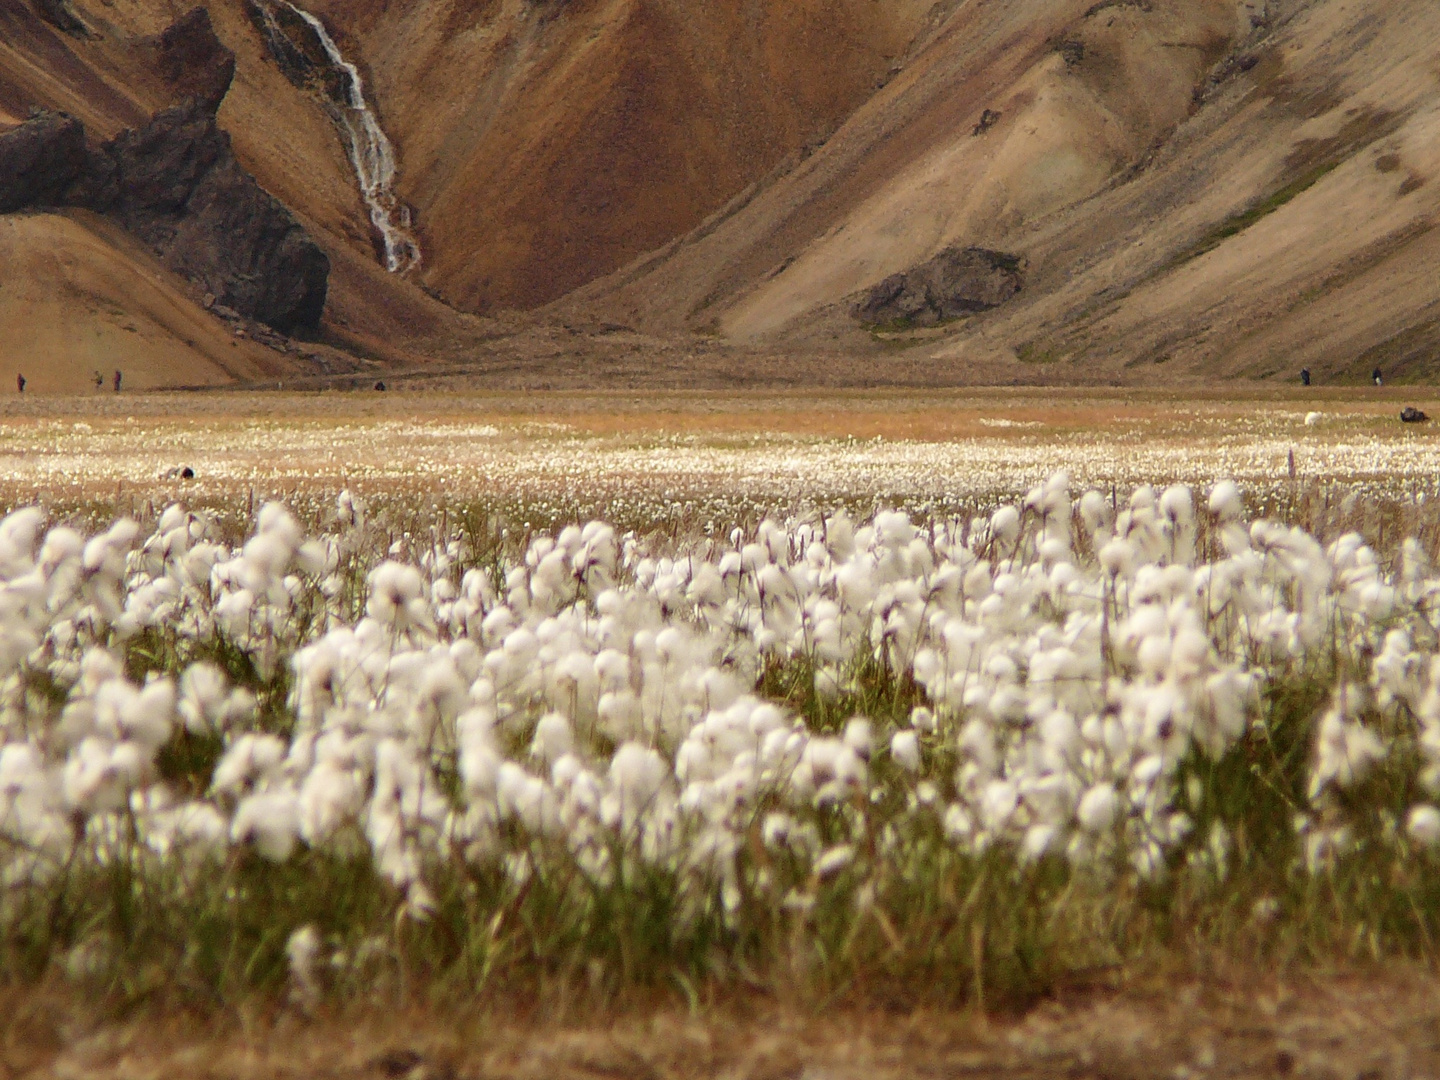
[4,387,1440,1062]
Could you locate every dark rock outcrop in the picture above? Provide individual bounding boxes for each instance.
[148,8,237,111]
[1401,407,1429,423]
[73,98,329,332]
[32,0,87,37]
[247,0,332,92]
[972,109,1002,136]
[853,246,1024,328]
[0,9,327,334]
[0,111,86,212]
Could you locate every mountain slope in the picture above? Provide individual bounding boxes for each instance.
[0,0,473,382]
[298,0,947,313]
[4,0,1439,388]
[0,210,285,391]
[563,0,1440,383]
[1,0,957,388]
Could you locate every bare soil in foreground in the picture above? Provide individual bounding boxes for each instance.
[8,968,1440,1080]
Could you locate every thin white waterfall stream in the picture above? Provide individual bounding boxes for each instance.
[253,1,421,274]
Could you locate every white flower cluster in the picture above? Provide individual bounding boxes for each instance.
[0,476,1436,927]
[9,406,1440,548]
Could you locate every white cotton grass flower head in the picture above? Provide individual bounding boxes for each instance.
[890,729,922,773]
[1408,805,1440,847]
[608,742,669,831]
[530,712,575,764]
[989,504,1021,546]
[843,717,873,760]
[367,560,431,633]
[286,924,323,1008]
[178,663,256,734]
[1077,783,1119,834]
[211,733,286,795]
[908,706,937,733]
[231,789,301,861]
[1309,687,1386,800]
[1207,479,1244,521]
[814,844,855,880]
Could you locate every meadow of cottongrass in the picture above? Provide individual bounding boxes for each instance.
[6,471,1440,1014]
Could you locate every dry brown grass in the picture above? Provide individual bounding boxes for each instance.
[14,964,1440,1079]
[2,387,1439,533]
[0,383,1436,428]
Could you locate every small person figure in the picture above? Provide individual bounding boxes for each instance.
[1300,368,1311,386]
[113,369,122,393]
[1373,367,1383,386]
[16,374,24,394]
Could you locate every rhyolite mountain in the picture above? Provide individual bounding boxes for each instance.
[1,0,1437,387]
[0,82,330,334]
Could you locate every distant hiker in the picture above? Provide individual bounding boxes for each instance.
[16,374,24,394]
[1373,367,1383,386]
[113,369,122,393]
[1300,368,1311,386]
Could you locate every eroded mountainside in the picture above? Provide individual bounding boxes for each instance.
[0,0,939,386]
[1,0,1438,387]
[292,0,945,313]
[0,0,469,387]
[565,0,1440,383]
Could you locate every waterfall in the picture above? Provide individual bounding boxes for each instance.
[251,0,421,274]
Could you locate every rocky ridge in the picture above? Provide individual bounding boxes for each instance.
[0,7,327,333]
[4,0,1440,389]
[76,98,330,332]
[32,0,87,37]
[150,6,238,112]
[853,247,1024,329]
[0,108,84,211]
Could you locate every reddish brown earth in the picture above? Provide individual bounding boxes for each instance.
[563,0,1440,384]
[299,0,944,313]
[13,969,1440,1079]
[0,0,941,385]
[0,0,476,384]
[2,0,1440,389]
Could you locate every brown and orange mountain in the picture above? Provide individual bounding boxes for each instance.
[2,0,1439,387]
